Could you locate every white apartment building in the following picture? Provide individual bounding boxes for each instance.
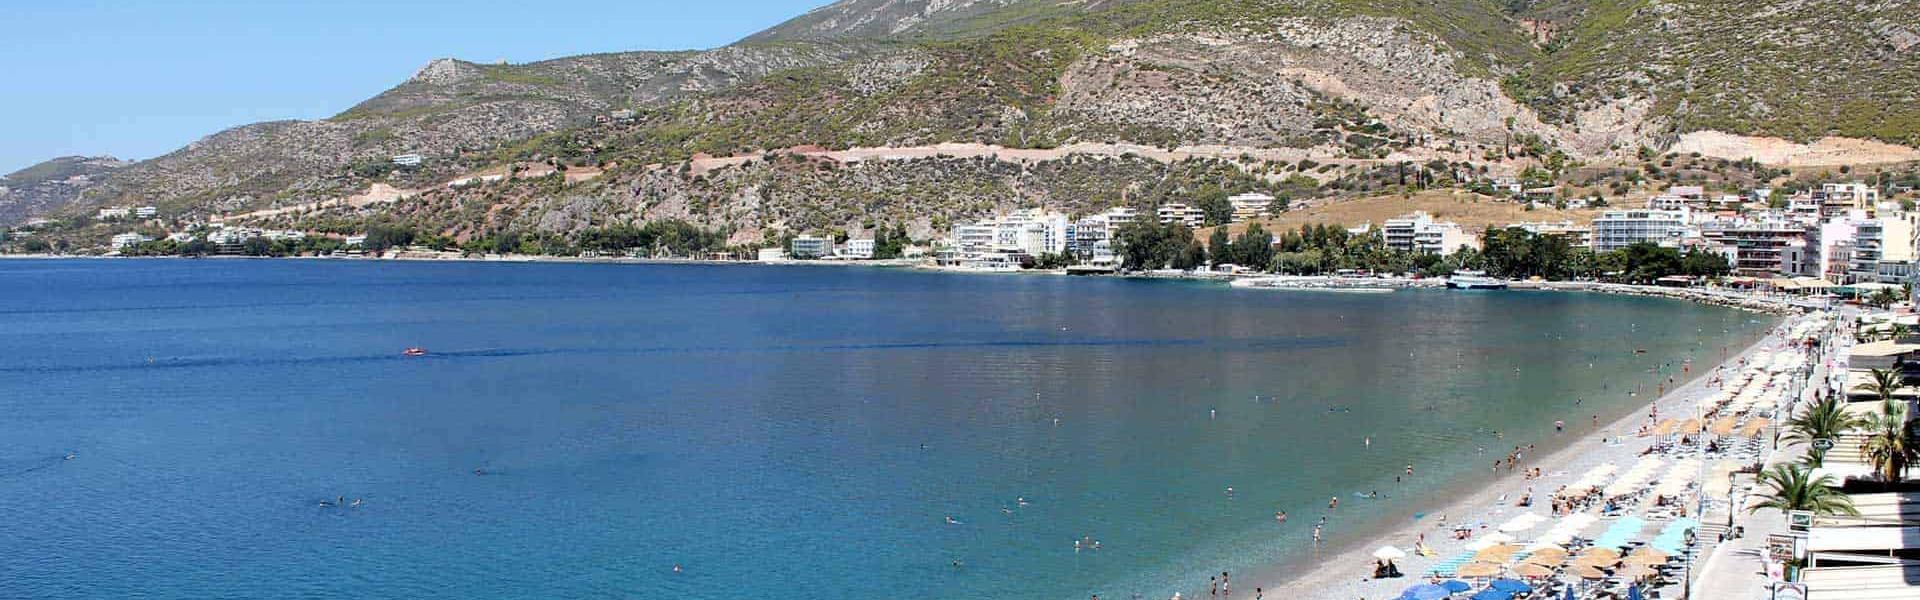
[790,235,832,259]
[844,239,875,259]
[1228,192,1275,222]
[1156,203,1204,228]
[1847,213,1918,284]
[1384,212,1478,256]
[1591,209,1689,252]
[1823,182,1881,211]
[96,207,131,220]
[110,232,151,249]
[134,206,158,218]
[1071,207,1139,259]
[391,154,425,167]
[950,209,1072,257]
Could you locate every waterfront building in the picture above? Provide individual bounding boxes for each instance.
[1591,209,1689,252]
[1384,212,1477,256]
[950,208,1072,258]
[756,247,788,262]
[790,235,832,259]
[1228,192,1275,222]
[1156,203,1204,228]
[1072,207,1139,260]
[110,232,150,249]
[1699,218,1811,277]
[844,239,875,259]
[1846,213,1918,284]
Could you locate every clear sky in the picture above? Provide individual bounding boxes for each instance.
[0,0,832,174]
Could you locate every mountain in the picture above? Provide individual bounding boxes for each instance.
[10,0,1920,243]
[0,156,128,225]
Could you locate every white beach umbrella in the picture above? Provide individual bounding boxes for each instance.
[1372,545,1407,560]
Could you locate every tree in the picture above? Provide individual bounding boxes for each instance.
[1208,228,1233,266]
[1869,288,1905,309]
[1786,397,1866,466]
[1860,400,1919,484]
[1230,223,1275,271]
[1195,186,1233,227]
[1748,463,1857,516]
[1174,238,1207,271]
[1855,368,1906,406]
[240,237,274,257]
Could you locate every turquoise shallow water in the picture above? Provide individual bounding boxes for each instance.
[0,260,1770,599]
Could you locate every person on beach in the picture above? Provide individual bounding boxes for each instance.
[1312,525,1322,544]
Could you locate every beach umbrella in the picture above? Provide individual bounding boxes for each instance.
[1682,418,1703,435]
[1400,583,1450,600]
[1522,553,1565,567]
[1623,553,1669,566]
[1652,419,1678,436]
[1469,590,1512,600]
[1711,416,1738,436]
[1577,547,1621,560]
[1373,546,1408,560]
[1628,547,1670,560]
[1512,563,1555,578]
[1458,562,1504,578]
[1488,578,1532,594]
[1527,547,1569,561]
[1439,580,1473,593]
[1574,554,1620,568]
[1472,544,1523,562]
[1572,565,1609,580]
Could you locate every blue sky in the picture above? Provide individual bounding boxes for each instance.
[0,0,832,174]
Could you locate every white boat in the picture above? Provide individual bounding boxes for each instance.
[1446,270,1509,290]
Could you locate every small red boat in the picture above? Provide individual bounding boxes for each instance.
[403,347,428,357]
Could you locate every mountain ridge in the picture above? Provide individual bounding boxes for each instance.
[10,0,1919,239]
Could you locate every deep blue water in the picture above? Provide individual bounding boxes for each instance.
[0,260,1770,599]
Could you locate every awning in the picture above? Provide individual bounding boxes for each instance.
[1808,526,1920,552]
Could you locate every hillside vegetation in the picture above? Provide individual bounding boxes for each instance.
[9,0,1918,248]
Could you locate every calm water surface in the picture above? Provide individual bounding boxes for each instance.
[0,260,1770,599]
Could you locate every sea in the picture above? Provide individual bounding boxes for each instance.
[0,260,1773,599]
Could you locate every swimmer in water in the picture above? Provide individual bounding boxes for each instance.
[946,516,962,525]
[1276,511,1288,524]
[64,452,76,461]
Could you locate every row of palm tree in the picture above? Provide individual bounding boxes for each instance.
[1752,368,1918,517]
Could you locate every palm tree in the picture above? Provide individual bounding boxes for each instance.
[1854,368,1907,405]
[1786,397,1866,466]
[1748,463,1858,517]
[1860,400,1919,484]
[1882,322,1914,342]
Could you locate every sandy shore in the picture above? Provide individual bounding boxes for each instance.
[1253,321,1790,600]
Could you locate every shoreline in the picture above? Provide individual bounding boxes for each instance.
[1253,323,1786,600]
[0,254,1816,317]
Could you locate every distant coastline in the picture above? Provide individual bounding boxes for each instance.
[0,252,1818,317]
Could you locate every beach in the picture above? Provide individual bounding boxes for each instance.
[1253,317,1790,600]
